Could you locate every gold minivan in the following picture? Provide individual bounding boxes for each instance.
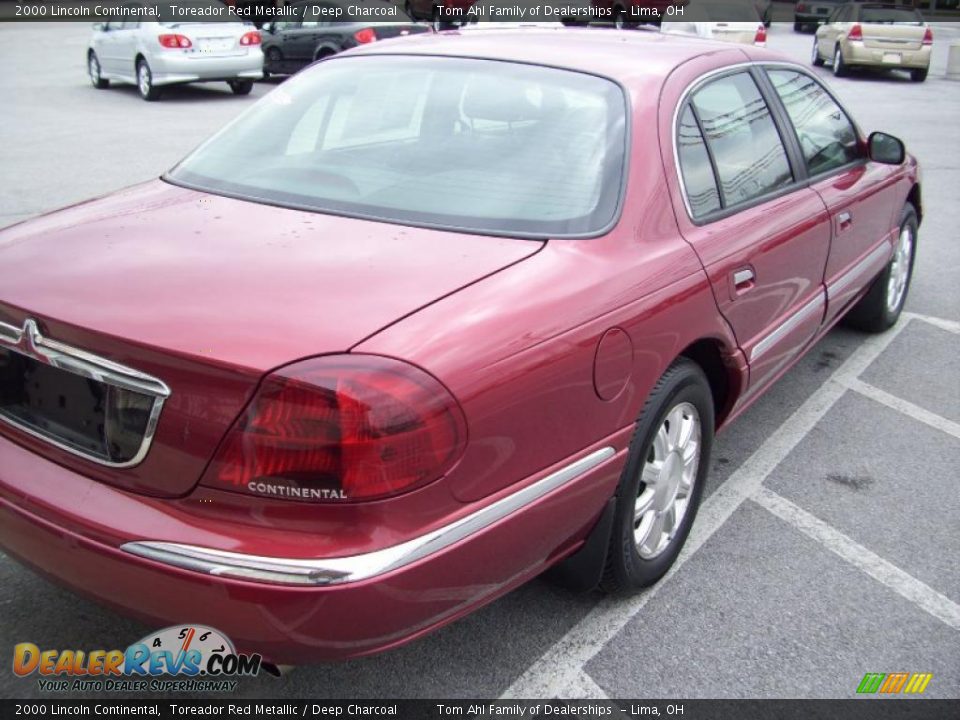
[812,2,933,82]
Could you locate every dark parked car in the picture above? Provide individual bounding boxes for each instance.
[261,0,428,75]
[405,0,477,24]
[0,28,920,663]
[795,0,844,30]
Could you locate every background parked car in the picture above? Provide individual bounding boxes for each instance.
[812,2,933,81]
[794,0,844,31]
[661,0,767,45]
[466,0,595,25]
[261,0,429,76]
[87,19,263,101]
[591,1,690,28]
[405,0,477,24]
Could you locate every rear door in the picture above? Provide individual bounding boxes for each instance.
[672,69,832,397]
[765,67,901,326]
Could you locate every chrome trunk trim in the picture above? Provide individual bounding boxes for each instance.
[0,318,170,468]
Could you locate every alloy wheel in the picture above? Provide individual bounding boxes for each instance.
[138,63,151,96]
[88,55,100,85]
[633,402,701,560]
[886,224,913,313]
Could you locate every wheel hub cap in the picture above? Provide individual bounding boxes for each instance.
[633,402,701,560]
[886,226,913,313]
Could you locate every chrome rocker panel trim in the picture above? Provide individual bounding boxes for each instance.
[0,318,171,468]
[122,446,618,587]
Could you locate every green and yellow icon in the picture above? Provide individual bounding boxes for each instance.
[857,672,933,694]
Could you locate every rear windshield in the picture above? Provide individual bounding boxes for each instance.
[861,7,923,24]
[167,56,627,238]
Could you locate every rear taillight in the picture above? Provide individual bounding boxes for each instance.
[848,23,863,42]
[201,355,466,503]
[922,27,933,46]
[158,34,192,49]
[796,3,807,12]
[354,27,377,44]
[754,24,767,46]
[240,31,261,46]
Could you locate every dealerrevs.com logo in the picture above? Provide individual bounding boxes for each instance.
[13,625,265,692]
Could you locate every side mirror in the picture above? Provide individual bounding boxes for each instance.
[264,21,276,33]
[868,131,905,165]
[93,22,107,31]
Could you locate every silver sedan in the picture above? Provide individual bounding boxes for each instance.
[87,20,263,101]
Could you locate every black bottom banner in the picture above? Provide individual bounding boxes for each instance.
[3,699,958,720]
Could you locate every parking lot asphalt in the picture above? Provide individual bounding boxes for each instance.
[1,21,959,700]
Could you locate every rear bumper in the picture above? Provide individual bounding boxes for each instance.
[0,432,625,662]
[149,50,263,85]
[844,42,931,69]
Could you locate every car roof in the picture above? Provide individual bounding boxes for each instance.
[343,27,786,86]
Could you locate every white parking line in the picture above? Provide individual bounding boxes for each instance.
[500,322,910,699]
[843,376,960,440]
[903,311,960,335]
[753,487,960,631]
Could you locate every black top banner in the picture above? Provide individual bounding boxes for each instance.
[2,0,954,25]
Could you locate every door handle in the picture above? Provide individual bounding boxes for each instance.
[838,211,853,231]
[732,268,755,295]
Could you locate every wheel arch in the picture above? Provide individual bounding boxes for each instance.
[313,45,338,61]
[678,338,741,429]
[907,183,922,225]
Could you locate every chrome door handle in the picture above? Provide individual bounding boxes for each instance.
[733,269,755,286]
[838,211,853,230]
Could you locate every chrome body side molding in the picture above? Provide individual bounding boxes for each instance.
[122,446,618,586]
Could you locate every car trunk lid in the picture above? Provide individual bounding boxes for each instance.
[0,180,542,497]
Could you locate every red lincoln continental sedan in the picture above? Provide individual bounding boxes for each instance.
[0,29,920,662]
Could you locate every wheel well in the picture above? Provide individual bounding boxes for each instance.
[680,339,734,428]
[134,53,146,71]
[314,47,336,61]
[907,184,922,225]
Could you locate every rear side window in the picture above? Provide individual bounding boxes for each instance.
[677,106,721,218]
[690,72,793,209]
[767,69,860,176]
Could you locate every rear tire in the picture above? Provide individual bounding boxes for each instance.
[844,205,918,333]
[910,68,928,82]
[794,20,803,32]
[832,45,849,77]
[228,79,254,95]
[600,358,714,593]
[88,51,109,89]
[811,39,824,66]
[136,59,161,101]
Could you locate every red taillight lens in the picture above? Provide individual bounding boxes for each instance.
[158,34,192,49]
[201,356,467,502]
[848,23,863,42]
[754,24,767,45]
[796,3,807,12]
[354,27,377,44]
[922,27,933,46]
[240,31,261,46]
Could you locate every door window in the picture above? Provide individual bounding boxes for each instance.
[690,72,793,209]
[767,69,860,176]
[677,105,721,218]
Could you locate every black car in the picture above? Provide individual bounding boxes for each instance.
[261,0,429,75]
